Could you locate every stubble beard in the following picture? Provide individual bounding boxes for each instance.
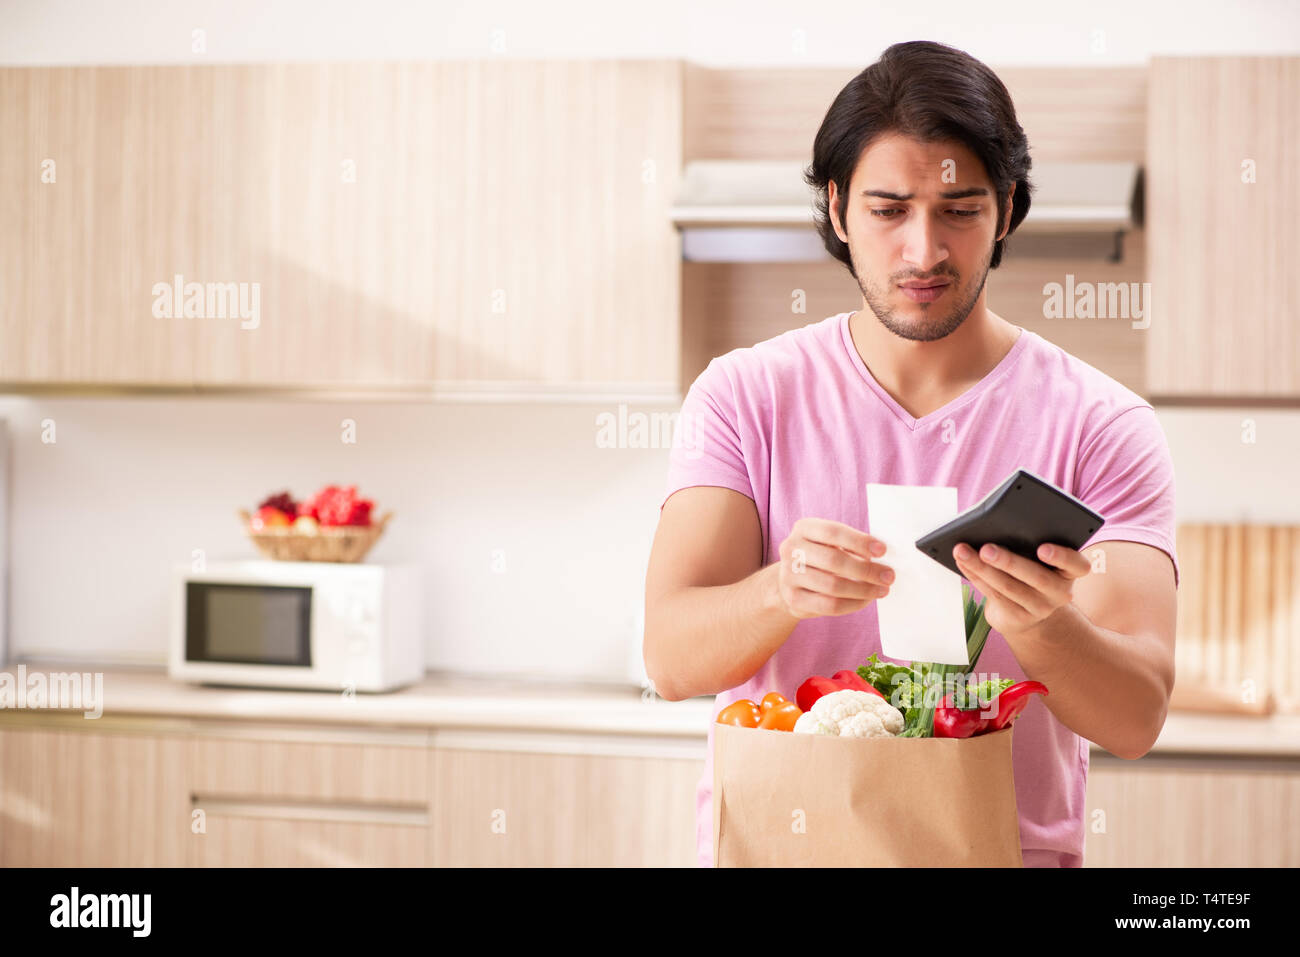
[851,241,995,343]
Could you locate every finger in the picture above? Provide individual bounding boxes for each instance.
[792,540,893,586]
[954,553,1033,619]
[787,584,882,618]
[1038,543,1093,579]
[787,563,889,602]
[957,547,1054,619]
[795,518,887,560]
[976,543,1073,606]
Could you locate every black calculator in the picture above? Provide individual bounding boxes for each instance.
[914,468,1106,576]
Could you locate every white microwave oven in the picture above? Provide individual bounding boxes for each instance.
[170,560,424,692]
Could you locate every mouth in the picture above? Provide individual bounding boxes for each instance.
[899,279,951,303]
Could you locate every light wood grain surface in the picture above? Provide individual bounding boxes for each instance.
[0,61,683,392]
[1171,523,1300,715]
[1146,57,1300,397]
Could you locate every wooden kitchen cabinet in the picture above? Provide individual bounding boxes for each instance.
[0,714,703,867]
[181,63,445,389]
[1083,752,1300,866]
[430,744,702,866]
[1145,56,1300,397]
[0,61,682,393]
[0,724,189,866]
[426,60,682,392]
[186,731,432,867]
[0,67,204,385]
[0,718,436,867]
[5,711,1298,867]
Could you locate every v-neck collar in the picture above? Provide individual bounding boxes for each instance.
[839,311,1031,431]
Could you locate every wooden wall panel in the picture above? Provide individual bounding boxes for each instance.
[678,65,1149,391]
[1170,523,1300,715]
[680,228,1147,395]
[684,64,1146,163]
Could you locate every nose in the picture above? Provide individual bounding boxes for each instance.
[899,212,949,276]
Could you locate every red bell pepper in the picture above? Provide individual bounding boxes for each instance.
[831,670,886,699]
[795,675,844,712]
[795,672,885,712]
[933,692,991,738]
[933,680,1050,738]
[989,680,1049,731]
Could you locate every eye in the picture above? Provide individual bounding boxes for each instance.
[948,209,980,218]
[869,208,901,218]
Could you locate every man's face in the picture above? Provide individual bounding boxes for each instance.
[830,132,1012,342]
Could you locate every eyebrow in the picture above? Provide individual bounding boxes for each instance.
[861,187,990,200]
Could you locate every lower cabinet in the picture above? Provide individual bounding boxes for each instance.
[0,718,705,867]
[5,718,1298,867]
[186,732,433,867]
[431,744,702,867]
[1083,752,1300,867]
[0,726,188,866]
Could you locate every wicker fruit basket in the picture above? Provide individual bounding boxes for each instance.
[238,509,394,563]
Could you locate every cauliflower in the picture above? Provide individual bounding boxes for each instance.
[792,711,838,735]
[792,689,904,738]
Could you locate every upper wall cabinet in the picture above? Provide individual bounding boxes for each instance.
[0,62,683,394]
[429,60,682,394]
[1,67,205,385]
[1145,56,1300,398]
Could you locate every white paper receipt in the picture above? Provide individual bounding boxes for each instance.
[865,482,968,665]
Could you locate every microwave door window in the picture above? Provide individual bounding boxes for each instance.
[187,583,312,666]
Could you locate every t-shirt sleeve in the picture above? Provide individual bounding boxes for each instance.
[1074,404,1180,588]
[660,356,755,510]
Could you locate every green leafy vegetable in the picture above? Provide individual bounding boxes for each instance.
[866,583,994,738]
[857,654,916,699]
[955,677,1015,709]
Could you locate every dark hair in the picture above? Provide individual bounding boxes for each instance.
[804,40,1033,275]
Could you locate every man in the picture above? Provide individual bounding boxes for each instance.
[643,40,1178,868]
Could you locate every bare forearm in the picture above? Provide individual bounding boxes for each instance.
[1004,602,1171,760]
[644,563,799,700]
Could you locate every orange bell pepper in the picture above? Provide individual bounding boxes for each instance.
[717,693,803,731]
[716,699,762,728]
[757,699,803,731]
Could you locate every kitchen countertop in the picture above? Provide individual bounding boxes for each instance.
[0,663,715,737]
[2,663,1299,757]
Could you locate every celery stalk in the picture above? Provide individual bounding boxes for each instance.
[894,585,991,737]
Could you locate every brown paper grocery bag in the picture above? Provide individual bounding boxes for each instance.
[714,723,1023,867]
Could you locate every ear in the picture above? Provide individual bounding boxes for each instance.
[996,182,1017,242]
[828,180,849,244]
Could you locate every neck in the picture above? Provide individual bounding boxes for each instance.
[848,298,1021,417]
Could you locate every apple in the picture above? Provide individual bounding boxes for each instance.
[252,505,292,530]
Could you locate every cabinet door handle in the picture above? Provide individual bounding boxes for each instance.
[191,794,428,826]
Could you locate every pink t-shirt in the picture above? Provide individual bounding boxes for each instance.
[660,312,1179,868]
